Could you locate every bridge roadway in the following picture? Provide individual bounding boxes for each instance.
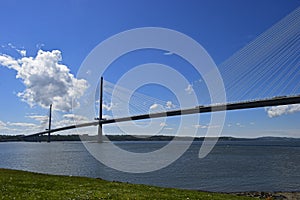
[23,95,300,138]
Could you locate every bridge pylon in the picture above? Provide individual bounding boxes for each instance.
[97,77,103,143]
[47,104,52,143]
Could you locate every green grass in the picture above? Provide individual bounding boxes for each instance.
[0,168,254,200]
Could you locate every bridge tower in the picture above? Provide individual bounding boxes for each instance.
[97,77,103,143]
[47,104,52,143]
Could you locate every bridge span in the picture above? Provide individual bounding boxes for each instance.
[22,95,300,139]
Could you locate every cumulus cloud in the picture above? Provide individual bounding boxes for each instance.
[0,50,88,112]
[185,84,193,94]
[266,104,300,118]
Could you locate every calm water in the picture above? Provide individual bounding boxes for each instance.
[0,139,299,192]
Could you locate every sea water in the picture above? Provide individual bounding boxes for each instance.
[0,139,299,192]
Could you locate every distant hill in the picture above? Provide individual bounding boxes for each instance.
[0,134,299,142]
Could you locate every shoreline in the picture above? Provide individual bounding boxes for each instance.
[1,134,300,142]
[228,191,300,200]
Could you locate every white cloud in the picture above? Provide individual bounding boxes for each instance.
[166,101,175,109]
[0,120,7,128]
[266,104,300,118]
[36,43,45,50]
[5,43,26,57]
[194,124,206,129]
[160,122,167,127]
[7,43,15,48]
[102,102,115,111]
[45,114,90,128]
[185,84,193,94]
[150,103,159,110]
[163,51,174,56]
[0,54,20,70]
[63,114,89,122]
[18,49,26,57]
[0,50,88,112]
[0,119,46,134]
[149,103,165,113]
[7,122,36,127]
[0,121,10,131]
[27,115,48,122]
[235,123,244,128]
[86,70,92,75]
[194,124,220,129]
[102,114,112,119]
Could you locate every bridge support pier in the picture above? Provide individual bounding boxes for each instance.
[97,124,103,143]
[97,77,103,143]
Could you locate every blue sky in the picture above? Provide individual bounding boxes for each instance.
[0,0,299,137]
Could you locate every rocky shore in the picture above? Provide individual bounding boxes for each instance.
[231,191,300,200]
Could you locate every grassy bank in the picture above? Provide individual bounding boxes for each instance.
[0,168,254,200]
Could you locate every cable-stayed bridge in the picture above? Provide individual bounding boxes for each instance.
[22,94,300,142]
[22,6,300,142]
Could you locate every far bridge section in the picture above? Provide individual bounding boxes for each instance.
[22,95,300,140]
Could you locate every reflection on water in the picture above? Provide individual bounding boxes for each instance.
[0,140,299,192]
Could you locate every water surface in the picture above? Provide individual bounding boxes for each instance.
[0,139,299,192]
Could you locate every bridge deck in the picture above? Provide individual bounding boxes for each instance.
[23,95,300,138]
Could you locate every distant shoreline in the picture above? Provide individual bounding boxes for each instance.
[1,134,299,142]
